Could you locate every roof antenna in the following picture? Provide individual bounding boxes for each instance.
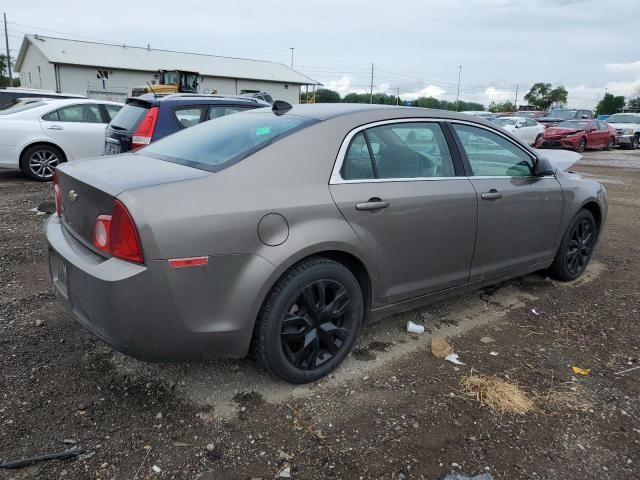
[272,100,292,116]
[147,82,158,99]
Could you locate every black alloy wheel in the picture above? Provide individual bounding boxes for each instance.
[577,138,587,153]
[548,209,597,281]
[253,257,363,384]
[280,279,354,370]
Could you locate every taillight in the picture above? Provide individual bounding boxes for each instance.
[92,200,144,264]
[53,171,63,216]
[131,106,159,150]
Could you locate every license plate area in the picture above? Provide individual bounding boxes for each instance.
[104,140,121,155]
[49,250,68,299]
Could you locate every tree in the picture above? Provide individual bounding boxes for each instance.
[413,96,443,109]
[314,88,341,103]
[628,86,640,111]
[524,82,568,110]
[595,93,625,116]
[488,101,516,113]
[0,54,20,88]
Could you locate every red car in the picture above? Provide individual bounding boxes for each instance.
[535,119,616,152]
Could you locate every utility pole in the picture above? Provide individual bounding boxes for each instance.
[514,83,519,110]
[370,63,374,104]
[455,65,462,111]
[3,13,12,87]
[396,87,400,106]
[289,47,294,69]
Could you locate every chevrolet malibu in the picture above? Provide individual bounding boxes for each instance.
[46,103,607,383]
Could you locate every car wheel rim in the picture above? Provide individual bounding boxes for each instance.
[280,280,354,370]
[566,219,594,276]
[29,150,59,179]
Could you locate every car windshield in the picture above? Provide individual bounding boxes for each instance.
[607,114,639,123]
[542,110,577,120]
[557,120,589,129]
[141,111,316,172]
[517,111,537,118]
[494,118,518,126]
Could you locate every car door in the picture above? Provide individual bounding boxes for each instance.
[449,122,564,281]
[329,120,478,304]
[597,121,611,147]
[524,119,540,144]
[40,103,109,159]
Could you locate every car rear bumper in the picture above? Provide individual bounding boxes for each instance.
[45,215,274,360]
[616,134,634,145]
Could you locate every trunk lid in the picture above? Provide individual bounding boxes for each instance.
[56,154,209,249]
[104,99,153,155]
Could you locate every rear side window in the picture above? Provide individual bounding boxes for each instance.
[43,104,103,123]
[109,102,150,131]
[208,106,247,120]
[174,107,206,128]
[105,104,122,120]
[141,111,316,172]
[342,122,455,180]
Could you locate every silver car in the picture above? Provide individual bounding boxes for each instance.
[46,103,607,383]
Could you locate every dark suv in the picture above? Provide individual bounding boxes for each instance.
[537,109,593,127]
[104,93,268,154]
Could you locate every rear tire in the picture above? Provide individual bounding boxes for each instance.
[534,134,543,146]
[548,209,597,282]
[253,257,363,384]
[633,134,639,150]
[20,144,65,182]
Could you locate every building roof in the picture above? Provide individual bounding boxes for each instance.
[15,34,320,86]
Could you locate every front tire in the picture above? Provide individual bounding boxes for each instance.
[20,144,65,181]
[632,134,639,150]
[548,209,598,282]
[605,136,615,151]
[253,258,363,384]
[577,138,587,153]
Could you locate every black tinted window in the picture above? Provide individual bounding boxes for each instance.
[342,132,374,180]
[110,102,149,131]
[141,111,316,172]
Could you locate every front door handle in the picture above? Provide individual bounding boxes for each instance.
[355,198,390,211]
[47,125,64,131]
[481,189,503,200]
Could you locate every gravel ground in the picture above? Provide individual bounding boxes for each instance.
[0,149,639,479]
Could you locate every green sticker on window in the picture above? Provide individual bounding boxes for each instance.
[256,126,271,136]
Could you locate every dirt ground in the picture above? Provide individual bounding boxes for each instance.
[1,149,639,480]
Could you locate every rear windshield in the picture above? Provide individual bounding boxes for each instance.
[109,101,149,131]
[542,110,576,120]
[140,111,316,172]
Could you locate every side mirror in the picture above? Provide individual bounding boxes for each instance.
[534,157,555,177]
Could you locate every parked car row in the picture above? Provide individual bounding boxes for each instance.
[489,110,640,152]
[0,93,269,181]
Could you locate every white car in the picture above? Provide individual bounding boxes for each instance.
[606,112,640,150]
[0,98,122,181]
[493,116,545,146]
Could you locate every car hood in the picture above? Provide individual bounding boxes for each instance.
[56,153,210,197]
[534,148,582,171]
[544,127,583,136]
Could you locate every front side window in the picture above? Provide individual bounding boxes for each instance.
[525,119,537,127]
[452,123,533,177]
[341,122,455,180]
[174,107,206,128]
[598,121,609,130]
[43,104,103,123]
[141,111,316,172]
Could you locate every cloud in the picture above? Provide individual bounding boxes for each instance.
[401,85,446,101]
[604,61,640,74]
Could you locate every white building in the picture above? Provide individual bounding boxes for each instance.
[15,34,319,104]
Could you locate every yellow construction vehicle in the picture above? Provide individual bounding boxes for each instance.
[131,70,200,97]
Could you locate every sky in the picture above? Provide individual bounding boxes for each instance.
[3,0,640,108]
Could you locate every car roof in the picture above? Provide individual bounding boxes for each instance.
[0,87,86,98]
[132,93,268,106]
[36,98,123,106]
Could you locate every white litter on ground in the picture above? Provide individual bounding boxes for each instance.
[29,207,46,216]
[445,353,466,365]
[531,308,540,316]
[406,321,425,334]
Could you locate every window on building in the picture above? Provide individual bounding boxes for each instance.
[97,70,109,80]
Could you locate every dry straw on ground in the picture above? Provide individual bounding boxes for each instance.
[460,374,535,414]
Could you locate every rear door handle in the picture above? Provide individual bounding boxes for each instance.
[481,189,503,200]
[47,125,64,130]
[355,199,390,211]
